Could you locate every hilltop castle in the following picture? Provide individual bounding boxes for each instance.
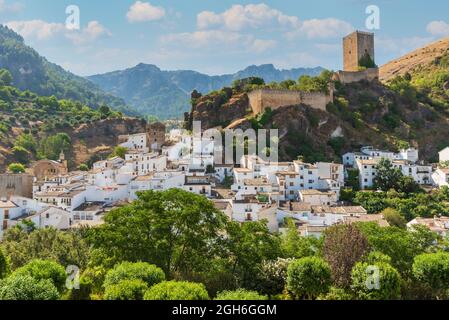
[248,30,379,115]
[334,30,380,83]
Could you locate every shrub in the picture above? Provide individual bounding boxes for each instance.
[0,275,59,300]
[103,261,165,288]
[144,281,209,300]
[215,289,267,300]
[14,259,67,292]
[351,261,401,300]
[103,279,148,300]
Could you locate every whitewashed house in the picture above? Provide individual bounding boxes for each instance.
[119,133,149,152]
[28,207,71,230]
[439,147,449,163]
[432,168,449,188]
[299,189,338,206]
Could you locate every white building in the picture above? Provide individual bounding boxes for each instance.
[299,189,338,206]
[439,147,449,163]
[28,207,71,230]
[125,152,167,176]
[407,216,449,237]
[119,133,149,152]
[432,168,449,188]
[344,146,420,167]
[356,157,432,190]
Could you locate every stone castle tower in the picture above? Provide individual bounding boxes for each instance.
[343,31,375,72]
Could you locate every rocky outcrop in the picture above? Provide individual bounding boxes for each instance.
[189,88,250,130]
[69,118,147,167]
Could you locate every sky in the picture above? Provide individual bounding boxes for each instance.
[0,0,448,76]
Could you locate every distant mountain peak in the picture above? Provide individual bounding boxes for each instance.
[88,63,325,120]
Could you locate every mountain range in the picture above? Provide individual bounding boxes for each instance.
[87,64,324,120]
[0,24,324,120]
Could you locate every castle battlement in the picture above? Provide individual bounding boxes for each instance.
[248,87,333,115]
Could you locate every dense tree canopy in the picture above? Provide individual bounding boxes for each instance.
[88,189,228,277]
[287,257,332,300]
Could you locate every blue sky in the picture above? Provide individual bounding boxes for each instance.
[1,0,448,76]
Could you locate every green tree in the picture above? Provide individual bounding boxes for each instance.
[0,69,13,86]
[144,281,209,300]
[351,261,401,300]
[358,53,377,69]
[1,227,90,271]
[381,208,407,229]
[7,162,25,173]
[224,221,281,289]
[286,257,332,300]
[103,261,165,288]
[38,133,71,160]
[78,164,89,171]
[14,259,67,293]
[323,224,369,288]
[255,258,292,298]
[412,252,449,298]
[110,146,127,159]
[0,274,59,300]
[357,222,437,276]
[281,219,318,259]
[373,158,403,191]
[103,279,148,300]
[346,169,360,191]
[215,289,268,300]
[99,105,111,117]
[88,189,227,277]
[0,248,10,279]
[11,146,30,164]
[14,133,37,153]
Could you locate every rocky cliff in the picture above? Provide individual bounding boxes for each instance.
[187,78,449,163]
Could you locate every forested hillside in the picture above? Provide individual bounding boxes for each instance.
[0,25,135,116]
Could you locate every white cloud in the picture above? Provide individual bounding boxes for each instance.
[197,3,352,40]
[66,21,111,45]
[0,0,23,13]
[127,1,165,23]
[251,39,277,53]
[6,19,110,44]
[161,30,275,53]
[6,20,65,40]
[426,20,449,37]
[197,3,300,31]
[287,18,354,39]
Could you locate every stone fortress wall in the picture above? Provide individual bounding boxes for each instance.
[334,68,379,84]
[248,88,333,115]
[247,31,378,115]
